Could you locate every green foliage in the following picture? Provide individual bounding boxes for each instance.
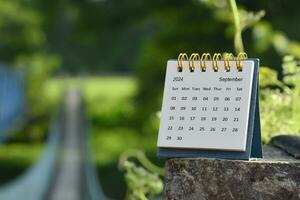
[92,128,151,166]
[17,54,60,116]
[83,77,136,129]
[259,67,282,88]
[0,143,42,165]
[120,160,163,200]
[204,0,300,59]
[118,150,164,200]
[0,0,45,60]
[223,0,265,53]
[15,54,60,141]
[260,56,300,142]
[119,150,164,176]
[253,23,300,58]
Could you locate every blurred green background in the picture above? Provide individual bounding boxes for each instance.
[0,0,300,199]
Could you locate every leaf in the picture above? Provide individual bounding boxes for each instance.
[259,67,281,87]
[240,10,265,31]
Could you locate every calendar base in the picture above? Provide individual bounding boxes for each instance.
[164,145,300,200]
[157,147,259,160]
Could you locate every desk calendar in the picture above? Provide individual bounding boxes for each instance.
[157,53,262,160]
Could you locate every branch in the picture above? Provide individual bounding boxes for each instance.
[228,0,244,53]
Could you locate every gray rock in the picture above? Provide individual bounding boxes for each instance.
[270,135,300,158]
[164,146,300,200]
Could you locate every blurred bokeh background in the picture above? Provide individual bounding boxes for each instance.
[0,0,300,199]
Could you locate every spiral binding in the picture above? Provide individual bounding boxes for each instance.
[224,53,234,72]
[236,52,248,71]
[200,53,211,72]
[212,53,222,72]
[189,53,200,72]
[177,52,248,72]
[177,53,188,72]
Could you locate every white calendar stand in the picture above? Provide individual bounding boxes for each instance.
[157,57,262,160]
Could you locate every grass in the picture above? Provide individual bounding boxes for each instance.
[44,76,136,109]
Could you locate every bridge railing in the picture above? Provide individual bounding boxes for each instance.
[84,122,108,200]
[0,115,60,200]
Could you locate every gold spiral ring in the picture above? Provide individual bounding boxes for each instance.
[177,53,189,72]
[212,53,222,72]
[189,53,200,72]
[200,53,211,72]
[224,53,234,72]
[236,52,248,71]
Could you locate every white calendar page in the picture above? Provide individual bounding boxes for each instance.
[157,60,255,151]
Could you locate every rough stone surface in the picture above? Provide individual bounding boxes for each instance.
[164,146,300,200]
[270,135,300,158]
